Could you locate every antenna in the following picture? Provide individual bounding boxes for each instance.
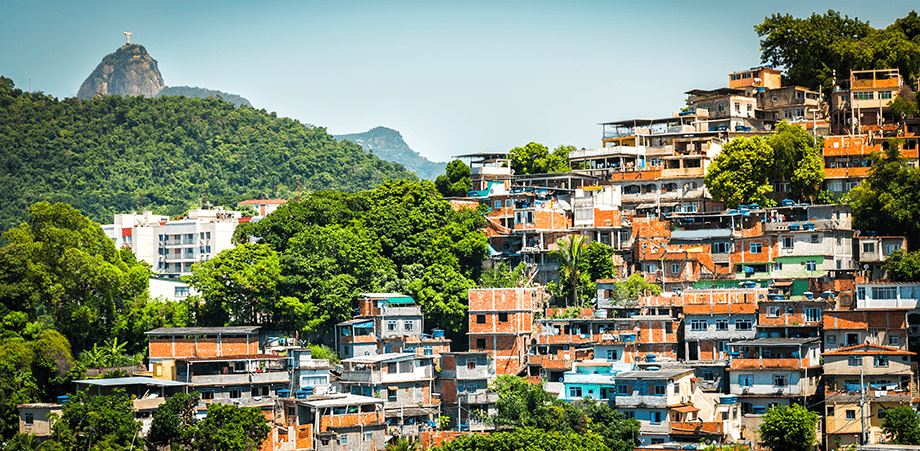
[28,76,31,92]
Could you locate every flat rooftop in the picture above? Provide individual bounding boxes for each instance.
[146,326,260,336]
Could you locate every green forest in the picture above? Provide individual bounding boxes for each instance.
[0,77,416,234]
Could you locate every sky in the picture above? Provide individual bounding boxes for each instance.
[0,1,915,165]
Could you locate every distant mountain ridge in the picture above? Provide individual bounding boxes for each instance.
[334,127,446,180]
[157,86,252,108]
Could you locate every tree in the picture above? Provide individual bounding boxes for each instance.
[509,143,572,175]
[574,399,641,451]
[48,389,142,451]
[884,250,920,282]
[188,243,282,326]
[550,235,587,307]
[194,402,271,451]
[757,404,818,451]
[755,11,872,90]
[705,136,776,208]
[608,273,662,303]
[479,262,529,288]
[435,160,472,197]
[407,264,475,335]
[765,122,825,201]
[433,427,609,451]
[581,242,615,283]
[882,405,920,445]
[147,392,200,450]
[0,202,150,352]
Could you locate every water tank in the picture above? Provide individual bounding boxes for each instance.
[645,354,657,363]
[752,405,767,414]
[277,389,291,398]
[433,329,445,338]
[57,395,69,405]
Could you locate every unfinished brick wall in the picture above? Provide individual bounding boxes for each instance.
[149,334,258,359]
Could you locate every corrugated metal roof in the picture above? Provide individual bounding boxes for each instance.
[73,377,187,387]
[146,326,260,335]
[670,229,733,240]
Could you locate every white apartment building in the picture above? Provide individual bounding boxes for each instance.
[101,207,242,277]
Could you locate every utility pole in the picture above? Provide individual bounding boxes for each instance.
[860,369,868,445]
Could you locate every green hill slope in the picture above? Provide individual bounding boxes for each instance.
[157,86,253,108]
[334,126,446,180]
[0,77,416,231]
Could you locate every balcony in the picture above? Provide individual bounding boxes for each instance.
[670,421,724,436]
[730,358,806,370]
[182,370,290,385]
[661,166,705,178]
[459,391,499,405]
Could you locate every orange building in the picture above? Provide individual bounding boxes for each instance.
[468,287,543,375]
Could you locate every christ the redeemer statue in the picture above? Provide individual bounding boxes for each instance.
[124,31,132,45]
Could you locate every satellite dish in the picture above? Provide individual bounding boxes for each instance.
[863,264,869,270]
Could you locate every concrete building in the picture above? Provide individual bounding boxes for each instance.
[468,287,542,375]
[101,207,243,277]
[727,337,821,413]
[439,352,498,431]
[338,353,437,439]
[271,394,385,451]
[17,403,62,439]
[612,368,698,446]
[237,198,287,216]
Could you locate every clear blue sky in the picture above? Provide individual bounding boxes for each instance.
[0,1,914,164]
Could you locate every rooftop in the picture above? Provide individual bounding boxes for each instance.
[731,337,820,346]
[296,393,384,408]
[73,376,187,387]
[146,326,260,336]
[343,353,417,364]
[823,343,916,357]
[616,368,694,380]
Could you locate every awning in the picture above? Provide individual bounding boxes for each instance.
[636,202,679,210]
[354,321,374,329]
[670,405,700,413]
[385,297,415,305]
[715,406,730,413]
[388,386,399,391]
[772,280,794,287]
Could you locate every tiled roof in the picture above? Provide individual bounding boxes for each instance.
[822,343,916,356]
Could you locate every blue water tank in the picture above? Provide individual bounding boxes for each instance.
[433,329,445,338]
[301,386,315,395]
[752,405,767,414]
[645,354,657,362]
[277,389,291,398]
[57,395,69,405]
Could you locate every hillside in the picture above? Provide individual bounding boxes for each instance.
[334,126,446,180]
[157,86,252,108]
[0,77,416,232]
[77,44,164,99]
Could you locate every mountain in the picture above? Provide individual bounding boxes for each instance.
[157,86,252,108]
[77,44,165,99]
[0,78,416,233]
[334,127,446,180]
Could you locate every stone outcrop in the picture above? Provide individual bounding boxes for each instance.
[77,44,164,99]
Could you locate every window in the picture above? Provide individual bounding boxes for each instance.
[229,388,242,398]
[690,319,707,331]
[339,435,348,445]
[606,349,618,361]
[767,306,781,317]
[654,384,666,395]
[388,389,397,402]
[805,260,817,271]
[423,346,433,356]
[617,384,629,394]
[773,375,788,387]
[846,410,857,420]
[404,321,413,331]
[175,286,190,297]
[874,356,889,367]
[476,339,485,350]
[467,359,476,370]
[715,319,729,331]
[201,390,214,400]
[879,408,887,419]
[702,369,716,381]
[671,263,679,274]
[783,236,793,248]
[494,201,501,210]
[569,386,582,398]
[651,411,663,423]
[804,308,822,322]
[712,242,730,253]
[498,312,508,322]
[847,333,860,346]
[827,334,837,345]
[848,356,861,367]
[24,412,33,426]
[809,234,819,244]
[889,335,900,346]
[885,244,902,255]
[854,92,874,100]
[857,287,866,301]
[872,287,898,300]
[750,242,762,253]
[863,242,876,253]
[827,406,835,416]
[879,91,893,100]
[735,319,752,331]
[476,315,485,324]
[773,262,783,271]
[388,321,397,331]
[364,432,373,442]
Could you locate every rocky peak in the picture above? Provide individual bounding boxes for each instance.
[77,44,165,99]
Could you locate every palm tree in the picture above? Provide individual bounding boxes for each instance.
[551,235,587,308]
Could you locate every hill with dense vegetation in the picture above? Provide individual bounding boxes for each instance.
[157,86,253,108]
[334,126,446,180]
[0,77,416,232]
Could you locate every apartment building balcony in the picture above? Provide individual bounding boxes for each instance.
[730,358,808,371]
[661,166,706,178]
[179,370,291,385]
[320,412,384,430]
[459,391,499,405]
